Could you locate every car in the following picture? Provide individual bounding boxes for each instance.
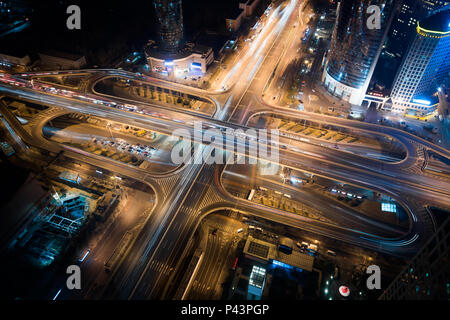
[237,228,243,233]
[327,250,336,256]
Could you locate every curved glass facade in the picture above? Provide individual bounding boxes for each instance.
[323,0,396,104]
[153,0,184,52]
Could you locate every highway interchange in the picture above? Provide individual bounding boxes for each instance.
[0,0,449,300]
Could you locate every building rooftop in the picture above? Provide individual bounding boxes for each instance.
[243,236,315,272]
[419,9,450,33]
[145,41,212,61]
[227,7,244,20]
[39,50,85,62]
[246,241,270,259]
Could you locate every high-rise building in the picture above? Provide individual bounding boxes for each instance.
[386,0,450,58]
[153,0,184,52]
[387,1,425,57]
[322,0,398,105]
[379,216,450,300]
[390,9,450,115]
[367,0,450,98]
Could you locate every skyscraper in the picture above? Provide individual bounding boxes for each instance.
[386,0,450,58]
[387,0,425,57]
[379,216,450,300]
[390,9,450,115]
[322,0,397,105]
[153,0,184,52]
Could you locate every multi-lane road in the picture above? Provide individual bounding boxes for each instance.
[0,0,449,300]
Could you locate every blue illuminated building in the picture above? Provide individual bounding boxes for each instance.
[390,9,450,115]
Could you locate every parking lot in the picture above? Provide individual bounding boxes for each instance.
[43,114,185,173]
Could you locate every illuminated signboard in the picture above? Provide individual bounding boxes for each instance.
[339,286,350,297]
[412,99,431,105]
[191,62,202,70]
[382,202,397,213]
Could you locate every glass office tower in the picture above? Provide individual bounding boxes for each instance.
[386,0,449,58]
[390,9,450,115]
[323,0,397,105]
[379,217,450,300]
[153,0,184,52]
